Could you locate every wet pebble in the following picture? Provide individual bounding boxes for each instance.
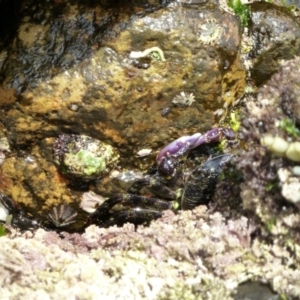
[234,282,279,300]
[161,107,171,117]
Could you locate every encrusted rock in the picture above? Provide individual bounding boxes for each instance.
[237,57,300,285]
[53,134,120,181]
[278,168,300,205]
[2,1,244,153]
[248,2,300,84]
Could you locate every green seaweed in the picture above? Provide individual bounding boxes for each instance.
[265,180,280,192]
[265,182,275,192]
[230,111,241,132]
[266,217,276,232]
[0,224,6,237]
[228,0,251,27]
[279,118,300,138]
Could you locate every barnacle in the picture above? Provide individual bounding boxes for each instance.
[197,19,222,45]
[172,92,195,107]
[48,204,77,227]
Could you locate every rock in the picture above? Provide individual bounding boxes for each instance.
[53,134,120,181]
[237,57,300,272]
[2,1,244,153]
[1,1,300,298]
[0,0,245,212]
[248,2,300,85]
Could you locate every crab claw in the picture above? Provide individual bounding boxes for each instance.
[156,128,235,176]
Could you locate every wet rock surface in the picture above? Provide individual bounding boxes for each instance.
[2,2,244,151]
[0,0,172,89]
[0,0,245,216]
[1,0,300,298]
[248,2,300,84]
[238,57,300,239]
[234,282,279,300]
[236,56,300,297]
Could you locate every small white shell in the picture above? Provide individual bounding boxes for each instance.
[81,191,105,213]
[0,202,9,222]
[136,148,152,157]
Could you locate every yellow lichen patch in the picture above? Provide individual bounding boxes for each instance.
[11,186,34,208]
[18,23,50,47]
[94,122,126,145]
[105,30,133,53]
[15,116,42,132]
[21,70,87,115]
[0,87,17,107]
[0,144,78,214]
[221,54,246,108]
[1,157,38,208]
[0,170,13,190]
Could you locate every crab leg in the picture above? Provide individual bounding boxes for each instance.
[128,176,177,199]
[88,193,177,227]
[97,209,163,228]
[90,194,175,217]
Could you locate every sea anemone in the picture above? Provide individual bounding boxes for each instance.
[172,92,195,107]
[197,18,222,45]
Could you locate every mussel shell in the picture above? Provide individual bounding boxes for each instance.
[181,154,233,210]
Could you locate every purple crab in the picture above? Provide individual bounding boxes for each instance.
[0,128,235,231]
[88,127,235,227]
[156,128,235,177]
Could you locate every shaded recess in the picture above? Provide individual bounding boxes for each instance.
[0,0,174,91]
